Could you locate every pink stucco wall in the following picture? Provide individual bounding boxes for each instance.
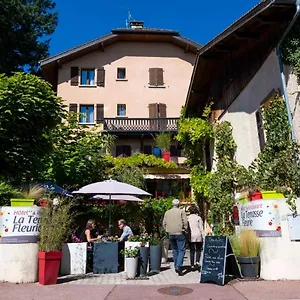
[57,41,195,119]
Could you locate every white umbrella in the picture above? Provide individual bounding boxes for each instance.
[92,194,144,202]
[73,180,151,196]
[73,180,151,233]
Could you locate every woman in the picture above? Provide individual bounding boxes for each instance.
[188,205,204,271]
[80,219,102,243]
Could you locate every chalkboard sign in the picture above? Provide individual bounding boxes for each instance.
[200,236,241,286]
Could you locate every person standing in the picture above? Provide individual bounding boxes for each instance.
[163,199,188,276]
[187,205,204,271]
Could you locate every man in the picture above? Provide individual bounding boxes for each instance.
[118,219,133,242]
[163,199,188,276]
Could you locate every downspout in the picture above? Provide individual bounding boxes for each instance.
[276,0,300,141]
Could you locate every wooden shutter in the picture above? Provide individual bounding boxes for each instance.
[149,68,156,86]
[158,103,167,130]
[157,68,164,86]
[149,103,158,118]
[149,103,158,130]
[149,68,164,86]
[69,103,78,113]
[97,67,105,87]
[70,67,79,86]
[96,104,104,123]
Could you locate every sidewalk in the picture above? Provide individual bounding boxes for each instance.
[1,280,300,300]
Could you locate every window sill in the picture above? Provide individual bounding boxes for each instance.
[148,85,166,88]
[79,122,96,125]
[116,116,127,118]
[79,85,97,88]
[116,79,128,81]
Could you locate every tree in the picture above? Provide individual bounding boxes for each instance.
[281,18,300,75]
[0,72,64,182]
[40,113,115,189]
[0,0,58,74]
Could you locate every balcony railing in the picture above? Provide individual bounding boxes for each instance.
[103,118,179,133]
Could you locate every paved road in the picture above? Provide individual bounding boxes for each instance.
[1,280,300,300]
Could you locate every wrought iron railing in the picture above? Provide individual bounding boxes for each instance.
[103,117,179,133]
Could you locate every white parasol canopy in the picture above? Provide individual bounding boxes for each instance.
[73,179,151,196]
[92,194,143,202]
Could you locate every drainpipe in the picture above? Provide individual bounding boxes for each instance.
[276,0,300,141]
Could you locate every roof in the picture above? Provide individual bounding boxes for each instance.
[40,28,202,68]
[185,0,298,115]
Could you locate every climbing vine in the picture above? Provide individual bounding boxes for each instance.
[250,95,300,213]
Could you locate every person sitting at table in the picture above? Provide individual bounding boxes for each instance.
[80,219,102,243]
[118,219,133,242]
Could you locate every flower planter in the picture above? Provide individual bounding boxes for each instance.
[149,245,161,274]
[162,151,170,162]
[126,257,138,279]
[10,198,34,207]
[237,256,260,278]
[124,241,149,272]
[153,147,161,158]
[139,246,149,277]
[38,251,63,285]
[161,239,169,264]
[93,242,119,274]
[60,243,87,275]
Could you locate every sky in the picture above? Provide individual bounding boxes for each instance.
[49,0,260,56]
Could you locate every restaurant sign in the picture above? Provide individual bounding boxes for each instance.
[238,200,281,237]
[0,207,42,244]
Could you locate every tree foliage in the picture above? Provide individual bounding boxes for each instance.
[40,113,115,189]
[250,95,300,212]
[0,72,64,182]
[281,17,300,75]
[0,0,58,74]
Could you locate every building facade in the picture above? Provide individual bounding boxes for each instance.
[41,21,201,198]
[185,0,299,168]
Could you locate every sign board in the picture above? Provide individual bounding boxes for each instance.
[238,200,281,237]
[0,207,41,244]
[288,214,300,241]
[200,236,241,286]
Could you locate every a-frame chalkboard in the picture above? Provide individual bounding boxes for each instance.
[200,236,241,286]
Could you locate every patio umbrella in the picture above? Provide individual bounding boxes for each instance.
[92,194,144,202]
[73,180,151,233]
[40,181,73,197]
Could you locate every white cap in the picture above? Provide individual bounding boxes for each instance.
[172,199,180,206]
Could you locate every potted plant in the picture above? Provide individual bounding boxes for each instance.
[38,199,74,285]
[231,230,261,278]
[149,233,162,274]
[155,133,172,162]
[121,246,139,279]
[10,184,45,207]
[159,227,169,264]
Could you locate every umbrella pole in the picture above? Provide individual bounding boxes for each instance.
[109,194,112,235]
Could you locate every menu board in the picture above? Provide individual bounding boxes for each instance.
[200,236,227,285]
[200,236,241,286]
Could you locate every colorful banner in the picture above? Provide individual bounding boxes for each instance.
[238,200,281,237]
[0,207,42,244]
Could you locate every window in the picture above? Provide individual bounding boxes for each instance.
[149,68,164,87]
[80,69,95,85]
[117,68,126,80]
[117,104,126,116]
[116,145,131,157]
[143,145,152,155]
[80,105,94,123]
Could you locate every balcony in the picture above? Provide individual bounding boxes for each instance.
[103,118,179,133]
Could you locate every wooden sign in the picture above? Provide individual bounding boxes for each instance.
[200,236,241,286]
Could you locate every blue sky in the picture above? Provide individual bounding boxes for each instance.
[49,0,259,55]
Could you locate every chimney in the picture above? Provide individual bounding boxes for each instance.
[130,21,144,29]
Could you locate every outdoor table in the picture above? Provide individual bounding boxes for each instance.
[93,241,124,274]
